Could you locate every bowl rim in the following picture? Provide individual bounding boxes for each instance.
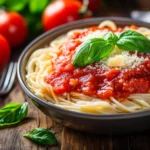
[17,17,150,120]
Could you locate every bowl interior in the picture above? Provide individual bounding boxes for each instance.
[18,17,150,118]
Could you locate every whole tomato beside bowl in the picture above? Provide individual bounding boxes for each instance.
[0,11,27,47]
[0,35,10,71]
[42,0,90,31]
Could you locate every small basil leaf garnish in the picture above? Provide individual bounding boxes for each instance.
[104,32,118,44]
[73,38,115,67]
[23,128,58,145]
[0,102,28,127]
[117,30,150,53]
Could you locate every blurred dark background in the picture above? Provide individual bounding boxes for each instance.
[97,0,150,17]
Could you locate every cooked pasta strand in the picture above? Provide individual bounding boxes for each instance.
[26,21,150,114]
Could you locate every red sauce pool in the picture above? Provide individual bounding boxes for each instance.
[45,27,150,100]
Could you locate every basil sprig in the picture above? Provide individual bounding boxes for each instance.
[73,30,150,67]
[104,32,119,44]
[116,30,150,52]
[23,128,58,145]
[0,102,28,127]
[73,38,115,67]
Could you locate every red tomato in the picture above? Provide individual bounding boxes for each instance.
[81,0,100,11]
[42,0,82,31]
[0,35,10,70]
[0,11,27,47]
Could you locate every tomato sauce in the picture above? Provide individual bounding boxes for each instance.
[45,27,150,100]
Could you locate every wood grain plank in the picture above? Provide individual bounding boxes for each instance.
[84,134,113,150]
[61,128,86,150]
[1,81,150,150]
[142,131,150,150]
[0,82,61,150]
[113,135,129,150]
[61,127,113,150]
[129,133,148,150]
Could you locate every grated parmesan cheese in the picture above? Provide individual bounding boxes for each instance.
[80,30,121,42]
[101,51,145,69]
[85,51,146,71]
[107,55,125,67]
[81,30,109,41]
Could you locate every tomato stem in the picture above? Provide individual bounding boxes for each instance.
[79,0,89,16]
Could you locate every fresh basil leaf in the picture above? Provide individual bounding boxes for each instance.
[29,0,49,14]
[73,38,115,67]
[73,30,150,67]
[0,102,28,127]
[104,32,118,44]
[6,0,28,11]
[23,128,58,145]
[117,30,150,53]
[0,103,21,118]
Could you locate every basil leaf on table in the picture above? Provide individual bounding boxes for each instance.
[0,102,28,127]
[73,38,115,67]
[23,128,58,145]
[117,30,150,53]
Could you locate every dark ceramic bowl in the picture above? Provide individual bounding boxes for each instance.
[17,17,150,135]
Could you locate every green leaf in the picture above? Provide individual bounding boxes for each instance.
[0,0,6,5]
[6,0,28,11]
[29,0,49,14]
[73,38,115,67]
[0,102,28,127]
[104,32,118,44]
[23,128,58,145]
[117,30,150,53]
[72,30,150,67]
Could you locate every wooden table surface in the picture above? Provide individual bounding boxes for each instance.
[1,80,150,150]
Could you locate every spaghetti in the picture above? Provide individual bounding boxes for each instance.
[26,20,150,114]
